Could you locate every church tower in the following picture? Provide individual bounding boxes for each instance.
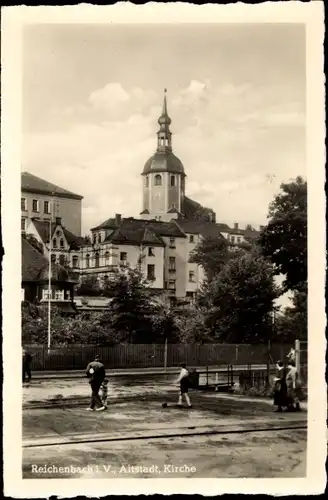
[140,90,186,222]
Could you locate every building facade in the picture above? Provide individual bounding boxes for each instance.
[21,172,83,236]
[73,92,260,302]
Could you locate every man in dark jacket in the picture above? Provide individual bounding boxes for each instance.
[86,355,106,411]
[22,349,33,383]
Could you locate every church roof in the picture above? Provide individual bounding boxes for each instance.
[22,237,72,283]
[95,217,186,242]
[21,172,83,200]
[181,196,215,221]
[142,151,185,176]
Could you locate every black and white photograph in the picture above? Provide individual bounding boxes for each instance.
[2,2,326,497]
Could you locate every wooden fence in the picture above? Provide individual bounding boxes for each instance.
[24,342,295,371]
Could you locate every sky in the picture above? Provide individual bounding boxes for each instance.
[22,23,306,236]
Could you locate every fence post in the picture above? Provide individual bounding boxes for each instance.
[266,339,271,387]
[235,345,238,364]
[295,339,301,375]
[164,338,168,373]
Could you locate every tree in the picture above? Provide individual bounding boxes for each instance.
[199,251,279,343]
[259,176,307,293]
[273,284,307,342]
[150,295,181,343]
[100,266,155,343]
[189,236,230,281]
[175,306,211,343]
[76,275,102,296]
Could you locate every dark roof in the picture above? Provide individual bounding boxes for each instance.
[103,218,185,244]
[21,172,83,200]
[174,219,226,239]
[106,224,165,247]
[142,151,185,176]
[181,196,215,221]
[31,219,84,249]
[223,226,260,239]
[91,217,118,231]
[22,238,71,283]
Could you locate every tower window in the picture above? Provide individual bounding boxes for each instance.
[155,174,162,186]
[145,176,149,187]
[170,175,176,187]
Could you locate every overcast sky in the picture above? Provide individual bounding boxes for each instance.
[22,23,306,235]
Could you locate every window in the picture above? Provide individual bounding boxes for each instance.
[189,235,194,243]
[32,199,39,212]
[169,256,176,271]
[55,290,64,301]
[155,174,162,186]
[168,280,176,290]
[72,256,79,268]
[51,254,56,264]
[120,252,127,262]
[60,238,64,248]
[148,247,155,257]
[95,252,100,268]
[93,233,97,244]
[42,289,52,301]
[59,255,65,266]
[145,176,149,187]
[169,237,175,248]
[104,251,110,264]
[237,237,241,243]
[189,271,195,282]
[21,198,26,211]
[56,230,61,237]
[147,264,155,280]
[52,238,57,249]
[21,218,26,232]
[86,254,90,268]
[231,236,235,244]
[98,233,102,243]
[44,201,50,214]
[170,175,176,187]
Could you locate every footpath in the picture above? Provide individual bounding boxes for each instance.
[30,364,268,379]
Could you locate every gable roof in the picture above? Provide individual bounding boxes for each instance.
[21,172,83,200]
[30,219,84,249]
[22,237,72,283]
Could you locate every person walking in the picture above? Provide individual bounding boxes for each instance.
[286,360,302,411]
[22,349,33,383]
[86,355,106,411]
[273,360,288,412]
[100,378,109,409]
[176,363,192,408]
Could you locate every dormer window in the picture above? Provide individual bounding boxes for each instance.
[155,174,162,186]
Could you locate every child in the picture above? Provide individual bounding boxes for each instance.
[176,363,192,408]
[100,378,109,409]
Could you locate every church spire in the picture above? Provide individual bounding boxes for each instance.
[157,89,172,151]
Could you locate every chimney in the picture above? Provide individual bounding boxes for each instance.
[115,214,122,226]
[210,212,216,223]
[55,217,62,226]
[234,222,238,230]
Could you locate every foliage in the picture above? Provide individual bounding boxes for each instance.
[198,251,279,343]
[76,275,102,296]
[21,303,118,346]
[174,306,211,343]
[100,266,155,343]
[273,284,307,342]
[259,176,307,293]
[189,236,230,281]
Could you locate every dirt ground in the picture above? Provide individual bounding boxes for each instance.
[22,377,307,479]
